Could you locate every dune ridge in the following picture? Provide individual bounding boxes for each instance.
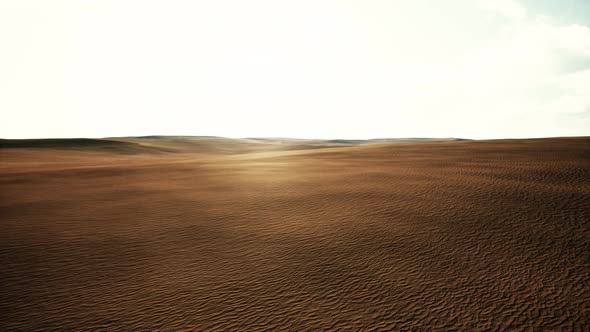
[1,136,589,331]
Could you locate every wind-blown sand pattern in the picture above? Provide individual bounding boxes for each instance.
[1,137,589,331]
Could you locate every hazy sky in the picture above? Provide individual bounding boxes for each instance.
[1,0,589,139]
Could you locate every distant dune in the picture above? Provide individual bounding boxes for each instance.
[0,138,134,149]
[1,136,466,154]
[1,136,588,330]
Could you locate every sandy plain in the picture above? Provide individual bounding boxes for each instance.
[1,136,589,331]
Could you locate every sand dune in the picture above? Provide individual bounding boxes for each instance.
[1,136,589,331]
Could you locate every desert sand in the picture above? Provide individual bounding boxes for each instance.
[1,136,589,331]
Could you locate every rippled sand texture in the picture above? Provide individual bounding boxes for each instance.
[1,137,589,331]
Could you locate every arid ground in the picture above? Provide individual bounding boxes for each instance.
[1,136,589,331]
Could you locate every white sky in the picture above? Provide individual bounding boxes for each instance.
[1,0,589,139]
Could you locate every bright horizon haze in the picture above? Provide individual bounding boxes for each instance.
[1,0,589,140]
